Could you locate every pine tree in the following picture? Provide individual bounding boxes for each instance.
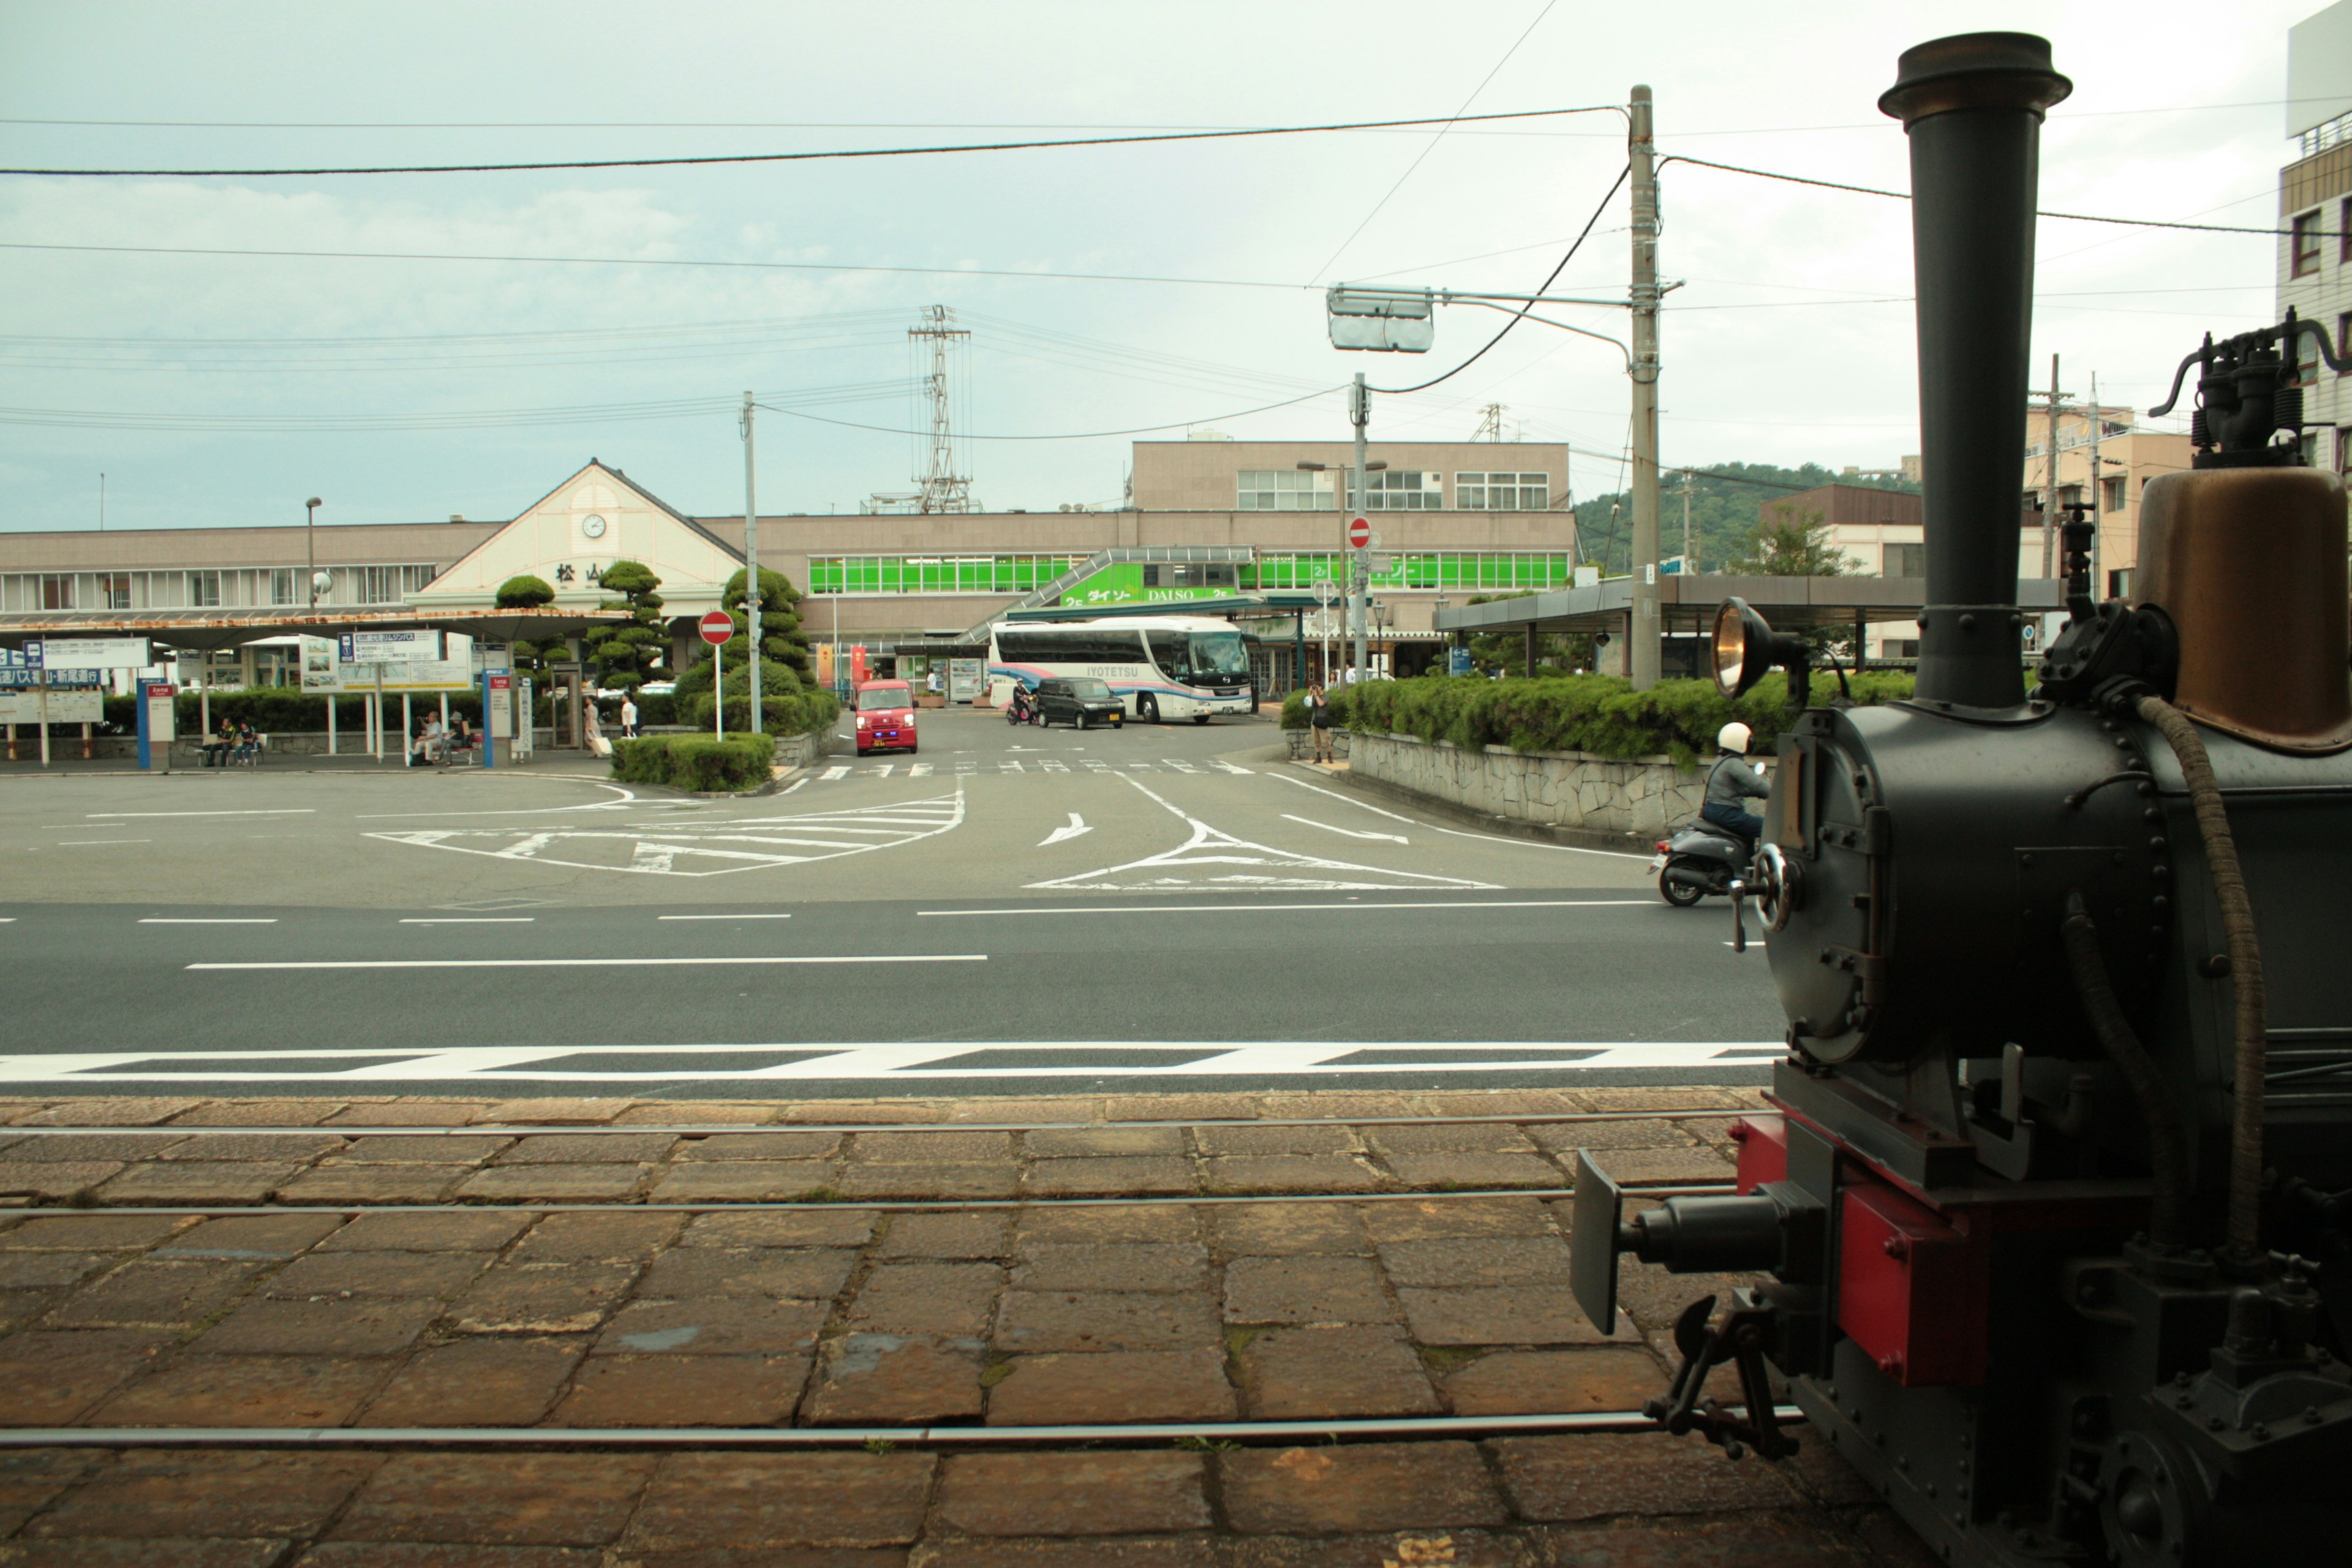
[586,560,666,692]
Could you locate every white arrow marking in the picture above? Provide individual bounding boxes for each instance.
[1281,813,1408,844]
[1039,813,1093,847]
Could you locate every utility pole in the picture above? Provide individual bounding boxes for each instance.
[1350,372,1370,685]
[98,473,104,532]
[1628,84,1663,689]
[2040,353,2061,579]
[741,391,762,734]
[305,497,322,611]
[1679,470,1695,573]
[2087,371,2103,597]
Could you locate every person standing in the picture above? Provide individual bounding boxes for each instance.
[1303,681,1334,764]
[620,694,639,739]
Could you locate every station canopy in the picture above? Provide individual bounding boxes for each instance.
[0,605,626,655]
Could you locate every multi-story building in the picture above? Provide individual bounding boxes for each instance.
[2281,0,2352,473]
[2021,405,2192,600]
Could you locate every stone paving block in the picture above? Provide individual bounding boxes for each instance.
[266,1250,489,1299]
[90,1354,388,1427]
[25,1449,382,1539]
[910,1536,1214,1567]
[0,1251,116,1289]
[804,1333,986,1425]
[1020,1126,1186,1157]
[0,1448,106,1536]
[1615,1270,1760,1335]
[647,1160,839,1202]
[1011,1242,1206,1292]
[96,1161,307,1205]
[1572,1088,1747,1113]
[1211,1204,1371,1257]
[1015,1205,1197,1245]
[848,1263,1003,1336]
[624,1452,935,1549]
[0,1161,126,1202]
[319,1211,533,1253]
[276,1164,475,1205]
[166,1100,348,1127]
[637,1246,858,1301]
[47,1259,268,1328]
[154,1133,350,1162]
[292,1544,607,1567]
[594,1297,827,1355]
[1525,1120,1698,1153]
[1259,1093,1419,1120]
[473,1098,635,1126]
[456,1163,650,1202]
[680,1210,879,1249]
[0,1330,172,1423]
[1368,1123,1541,1155]
[1441,1349,1668,1415]
[197,1294,443,1356]
[614,1100,780,1125]
[1103,1093,1261,1121]
[1359,1197,1556,1242]
[1,1133,188,1162]
[1584,1147,1736,1185]
[1525,1516,1882,1566]
[0,1292,55,1333]
[17,1098,200,1127]
[836,1164,1018,1200]
[1215,1529,1528,1567]
[1377,1236,1573,1288]
[0,1214,189,1250]
[1414,1091,1585,1117]
[934,1451,1208,1536]
[495,1133,680,1164]
[156,1213,350,1259]
[549,1353,812,1426]
[1486,1432,1797,1521]
[1195,1125,1357,1156]
[1234,1327,1441,1419]
[850,1131,1014,1163]
[875,1212,1009,1259]
[1398,1287,1618,1347]
[323,1102,491,1127]
[508,1210,684,1262]
[330,1452,659,1545]
[674,1131,843,1159]
[1218,1442,1507,1535]
[984,1347,1236,1425]
[1022,1157,1197,1196]
[359,1335,587,1427]
[0,1540,292,1567]
[448,1261,644,1335]
[1223,1256,1398,1325]
[1205,1156,1382,1194]
[1379,1153,1566,1190]
[941,1096,1105,1126]
[778,1101,945,1125]
[993,1291,1222,1354]
[337,1136,514,1164]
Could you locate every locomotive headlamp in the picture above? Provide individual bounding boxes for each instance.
[1711,597,1812,707]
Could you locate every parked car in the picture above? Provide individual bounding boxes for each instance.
[854,679,917,754]
[1036,676,1126,730]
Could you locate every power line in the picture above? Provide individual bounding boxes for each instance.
[0,106,1624,179]
[755,385,1342,442]
[1369,167,1629,398]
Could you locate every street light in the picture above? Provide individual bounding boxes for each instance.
[304,498,323,611]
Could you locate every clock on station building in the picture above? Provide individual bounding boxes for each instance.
[580,513,608,540]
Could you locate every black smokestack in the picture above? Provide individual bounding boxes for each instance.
[1881,34,2070,707]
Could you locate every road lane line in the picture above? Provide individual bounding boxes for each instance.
[88,810,316,818]
[1261,767,1651,859]
[1038,813,1091,847]
[657,913,794,921]
[138,918,279,925]
[779,778,809,795]
[186,954,987,971]
[1281,814,1407,844]
[920,900,1649,916]
[57,840,149,846]
[400,918,535,924]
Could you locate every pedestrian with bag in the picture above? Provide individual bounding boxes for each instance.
[1303,681,1335,764]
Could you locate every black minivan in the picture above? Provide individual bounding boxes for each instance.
[1036,677,1126,729]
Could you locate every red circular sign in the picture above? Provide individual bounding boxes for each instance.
[1346,516,1371,549]
[698,609,735,646]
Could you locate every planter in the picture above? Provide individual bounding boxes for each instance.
[1333,730,1704,838]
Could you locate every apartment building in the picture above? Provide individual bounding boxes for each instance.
[2282,1,2352,472]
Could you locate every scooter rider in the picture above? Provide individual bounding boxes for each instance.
[1701,722,1770,850]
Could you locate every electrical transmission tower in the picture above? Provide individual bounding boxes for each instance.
[1473,403,1506,442]
[864,305,978,514]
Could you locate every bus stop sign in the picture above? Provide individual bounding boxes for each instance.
[1346,516,1371,549]
[698,610,735,646]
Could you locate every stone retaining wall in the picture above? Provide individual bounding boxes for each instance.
[1333,729,1705,838]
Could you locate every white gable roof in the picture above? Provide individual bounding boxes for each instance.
[407,461,742,616]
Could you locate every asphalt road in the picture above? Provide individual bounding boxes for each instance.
[0,708,1784,1097]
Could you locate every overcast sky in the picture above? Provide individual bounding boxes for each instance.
[0,0,2325,537]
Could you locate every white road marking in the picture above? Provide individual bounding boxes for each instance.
[1026,778,1494,894]
[1038,813,1092,847]
[356,783,662,820]
[779,778,809,796]
[138,918,278,925]
[0,1038,1782,1083]
[1262,767,1652,859]
[89,810,315,819]
[657,913,794,921]
[400,917,535,924]
[821,766,851,780]
[908,763,932,777]
[872,763,897,777]
[57,840,149,846]
[922,899,1651,916]
[1282,814,1408,844]
[186,954,987,972]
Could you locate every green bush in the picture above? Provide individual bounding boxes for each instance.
[685,687,840,736]
[1327,671,1915,766]
[1280,690,1310,730]
[611,733,777,792]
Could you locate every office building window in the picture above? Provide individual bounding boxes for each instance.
[190,570,222,607]
[2108,567,2135,600]
[2340,428,2352,477]
[2300,432,2320,466]
[1882,543,1926,578]
[2343,198,2352,265]
[1363,470,1444,510]
[39,574,73,610]
[96,573,130,609]
[2101,476,2126,513]
[1237,470,1337,510]
[2292,209,2323,277]
[1455,472,1549,510]
[271,568,298,605]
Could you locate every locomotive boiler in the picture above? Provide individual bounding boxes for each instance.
[1569,32,2352,1567]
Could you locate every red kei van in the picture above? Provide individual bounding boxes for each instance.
[853,680,918,755]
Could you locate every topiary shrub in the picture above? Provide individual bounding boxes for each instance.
[611,733,777,792]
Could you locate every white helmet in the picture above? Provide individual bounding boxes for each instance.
[1717,722,1752,755]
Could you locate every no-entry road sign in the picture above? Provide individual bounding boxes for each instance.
[698,610,736,646]
[1346,516,1371,549]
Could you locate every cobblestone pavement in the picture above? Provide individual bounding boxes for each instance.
[0,1090,1939,1564]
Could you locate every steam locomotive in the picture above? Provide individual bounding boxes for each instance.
[1568,33,2352,1567]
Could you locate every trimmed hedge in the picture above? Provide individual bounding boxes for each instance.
[686,688,841,736]
[611,733,778,793]
[1289,671,1917,766]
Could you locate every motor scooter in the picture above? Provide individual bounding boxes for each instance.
[1649,821,1754,908]
[1005,687,1042,726]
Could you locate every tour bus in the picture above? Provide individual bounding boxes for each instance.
[987,616,1255,723]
